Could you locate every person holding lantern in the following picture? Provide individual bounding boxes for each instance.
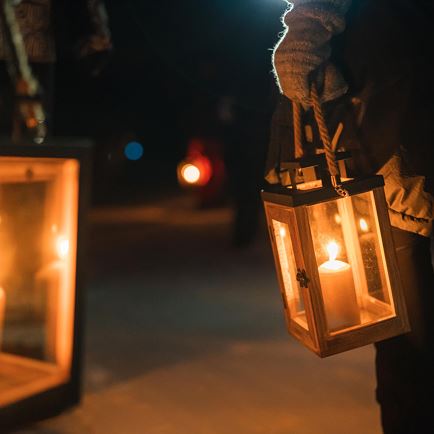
[268,1,434,433]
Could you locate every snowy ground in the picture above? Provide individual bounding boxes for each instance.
[12,195,381,434]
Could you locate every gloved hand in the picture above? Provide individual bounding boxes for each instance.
[273,1,350,107]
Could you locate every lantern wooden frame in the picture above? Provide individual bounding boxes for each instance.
[0,139,91,432]
[262,155,410,357]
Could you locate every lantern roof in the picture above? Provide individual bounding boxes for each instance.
[262,175,385,207]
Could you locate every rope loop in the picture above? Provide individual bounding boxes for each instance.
[292,101,303,159]
[310,83,348,198]
[289,83,349,198]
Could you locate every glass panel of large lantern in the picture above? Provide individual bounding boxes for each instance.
[271,218,309,330]
[0,156,79,408]
[307,191,395,334]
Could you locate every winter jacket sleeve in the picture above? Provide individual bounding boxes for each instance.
[272,0,351,105]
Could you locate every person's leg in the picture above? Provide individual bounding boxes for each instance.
[375,227,434,434]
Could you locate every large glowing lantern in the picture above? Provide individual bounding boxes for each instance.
[0,141,90,430]
[262,152,409,357]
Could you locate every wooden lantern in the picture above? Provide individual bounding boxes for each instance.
[0,140,90,431]
[262,151,410,357]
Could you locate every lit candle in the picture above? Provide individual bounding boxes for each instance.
[0,287,5,348]
[318,242,360,331]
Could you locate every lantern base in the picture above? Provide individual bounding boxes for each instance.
[0,353,68,408]
[318,316,410,358]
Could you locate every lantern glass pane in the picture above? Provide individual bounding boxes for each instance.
[307,191,395,334]
[0,157,79,407]
[271,220,309,330]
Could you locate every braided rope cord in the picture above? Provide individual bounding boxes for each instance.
[311,84,348,197]
[310,84,339,176]
[292,101,303,159]
[289,83,348,197]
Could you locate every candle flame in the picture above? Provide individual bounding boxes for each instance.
[279,227,286,237]
[359,218,369,232]
[326,241,339,262]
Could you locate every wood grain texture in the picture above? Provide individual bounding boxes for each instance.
[0,353,68,407]
[263,202,317,352]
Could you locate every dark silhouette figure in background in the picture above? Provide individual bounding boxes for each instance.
[180,54,272,247]
[269,1,434,433]
[223,96,270,247]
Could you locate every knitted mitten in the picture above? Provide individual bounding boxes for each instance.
[272,0,351,106]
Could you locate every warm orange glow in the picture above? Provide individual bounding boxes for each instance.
[0,157,79,407]
[359,218,369,232]
[321,241,347,271]
[279,227,286,237]
[0,286,5,330]
[26,117,38,129]
[318,243,359,330]
[181,164,201,184]
[56,159,79,373]
[0,287,5,351]
[334,213,342,225]
[56,236,70,259]
[177,155,212,187]
[292,180,322,190]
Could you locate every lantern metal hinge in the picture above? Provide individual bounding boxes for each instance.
[296,269,310,288]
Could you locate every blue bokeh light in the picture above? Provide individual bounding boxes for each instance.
[124,141,144,161]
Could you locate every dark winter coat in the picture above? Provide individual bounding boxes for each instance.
[267,0,434,236]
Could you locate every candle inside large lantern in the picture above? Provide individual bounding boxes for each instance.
[318,241,360,331]
[262,151,409,357]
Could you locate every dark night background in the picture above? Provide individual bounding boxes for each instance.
[0,3,393,433]
[53,0,287,207]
